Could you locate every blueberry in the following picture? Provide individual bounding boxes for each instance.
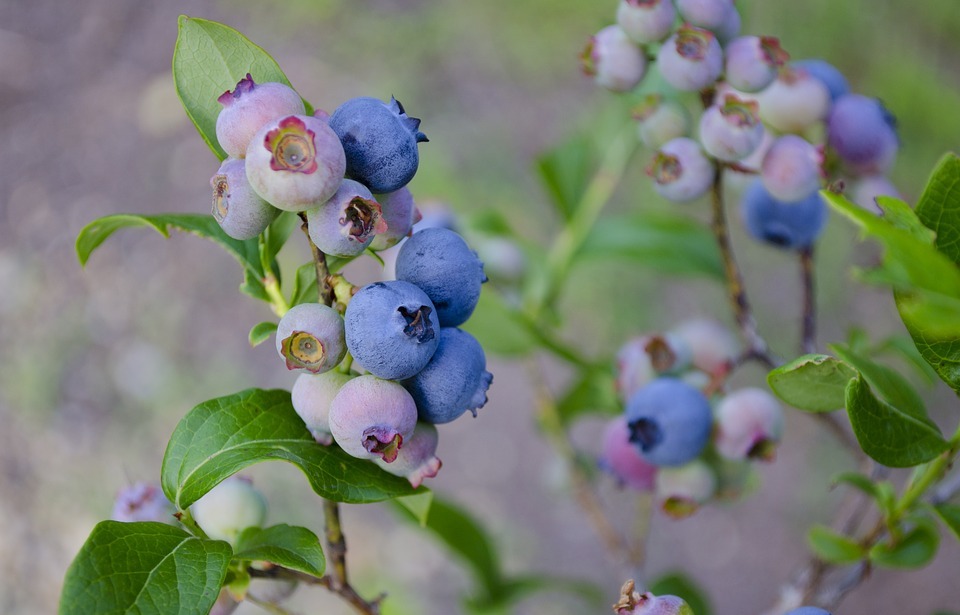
[761,135,822,202]
[191,476,267,545]
[210,158,279,240]
[403,328,492,424]
[111,482,174,524]
[675,0,735,30]
[852,175,900,212]
[626,378,713,467]
[599,416,658,491]
[724,36,789,93]
[328,96,427,193]
[757,68,830,133]
[714,387,783,460]
[581,25,648,93]
[827,94,898,176]
[374,422,442,487]
[657,25,723,92]
[784,609,832,615]
[275,302,346,373]
[328,375,418,462]
[616,0,676,45]
[614,584,695,615]
[648,137,714,202]
[245,114,347,212]
[633,94,691,150]
[306,179,388,257]
[698,94,764,162]
[370,187,421,251]
[655,460,717,518]
[291,370,353,445]
[617,334,692,402]
[668,318,739,376]
[712,4,741,44]
[215,74,305,159]
[344,280,440,380]
[395,227,486,327]
[793,59,849,102]
[740,179,827,250]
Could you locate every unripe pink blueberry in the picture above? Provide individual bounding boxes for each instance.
[291,370,354,445]
[827,94,898,176]
[669,318,739,376]
[375,422,442,487]
[245,114,347,212]
[615,584,695,615]
[599,416,658,491]
[699,95,764,162]
[111,482,174,524]
[215,74,305,159]
[724,36,789,93]
[582,25,648,93]
[714,387,783,460]
[648,137,714,202]
[191,476,267,545]
[852,175,900,212]
[328,376,418,463]
[369,187,421,251]
[657,26,723,92]
[633,95,691,150]
[675,0,735,30]
[655,460,717,518]
[210,158,279,240]
[757,68,830,133]
[617,333,693,401]
[615,0,677,44]
[761,135,823,202]
[275,302,347,374]
[306,179,388,257]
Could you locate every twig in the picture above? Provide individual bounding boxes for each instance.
[799,246,817,355]
[298,212,334,306]
[248,566,385,614]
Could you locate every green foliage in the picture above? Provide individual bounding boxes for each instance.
[767,354,856,413]
[60,521,231,615]
[807,524,866,565]
[162,388,418,509]
[556,369,619,425]
[536,134,596,222]
[648,572,713,615]
[869,517,940,569]
[932,503,960,542]
[248,321,277,347]
[915,154,960,265]
[832,472,895,517]
[233,524,326,577]
[462,289,537,356]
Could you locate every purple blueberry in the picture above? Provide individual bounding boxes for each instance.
[615,586,694,615]
[245,114,347,212]
[215,74,305,159]
[626,378,713,467]
[370,187,421,251]
[306,179,388,257]
[740,179,827,250]
[633,94,691,149]
[698,94,764,162]
[827,94,898,176]
[657,26,724,92]
[402,327,492,424]
[615,0,677,44]
[395,227,486,327]
[328,97,427,193]
[675,0,735,30]
[111,482,174,524]
[712,4,741,44]
[655,460,717,518]
[852,175,900,212]
[291,371,353,445]
[328,376,418,462]
[714,387,783,460]
[275,302,346,373]
[617,334,692,401]
[599,416,658,491]
[375,422,442,487]
[757,68,830,133]
[344,280,440,380]
[761,135,823,202]
[210,158,279,240]
[668,318,739,376]
[581,25,648,93]
[784,609,832,615]
[792,59,849,102]
[648,137,714,202]
[724,36,789,93]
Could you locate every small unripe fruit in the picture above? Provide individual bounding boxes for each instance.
[669,318,739,376]
[655,460,717,518]
[191,476,267,545]
[599,416,658,491]
[792,59,849,102]
[617,334,692,401]
[614,582,695,615]
[741,179,827,250]
[328,376,418,462]
[210,158,279,240]
[698,95,764,162]
[633,95,691,150]
[306,179,388,257]
[626,378,713,467]
[712,5,741,44]
[757,68,830,133]
[657,26,723,92]
[724,36,788,93]
[291,370,353,445]
[370,187,421,251]
[852,175,900,212]
[761,135,822,202]
[827,94,898,176]
[375,422,442,487]
[215,75,305,159]
[648,138,714,203]
[581,25,648,93]
[714,387,783,460]
[111,482,174,524]
[616,0,677,44]
[675,0,734,30]
[275,303,346,373]
[245,115,347,212]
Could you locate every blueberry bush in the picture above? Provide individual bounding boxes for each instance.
[58,3,960,614]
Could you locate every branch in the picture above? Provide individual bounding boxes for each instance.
[799,246,817,355]
[298,212,334,307]
[248,566,385,615]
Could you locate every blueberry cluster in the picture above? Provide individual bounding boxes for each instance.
[209,74,424,252]
[600,319,783,517]
[583,0,901,250]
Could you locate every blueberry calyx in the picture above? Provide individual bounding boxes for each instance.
[281,331,326,372]
[362,427,403,463]
[217,73,256,106]
[211,173,230,221]
[398,305,435,343]
[264,116,319,174]
[340,197,387,241]
[628,417,663,452]
[644,335,677,372]
[388,96,429,143]
[675,27,712,60]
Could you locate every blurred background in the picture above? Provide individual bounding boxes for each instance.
[1,0,959,613]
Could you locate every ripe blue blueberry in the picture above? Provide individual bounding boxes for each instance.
[648,137,714,202]
[740,179,827,250]
[215,74,305,159]
[292,370,353,445]
[757,68,830,134]
[792,59,849,102]
[403,327,492,424]
[581,25,648,93]
[657,26,723,92]
[395,227,486,327]
[827,94,898,176]
[328,96,427,193]
[599,416,657,491]
[616,0,676,44]
[626,378,713,467]
[210,158,279,240]
[375,422,442,487]
[344,280,440,380]
[370,187,421,251]
[328,375,418,462]
[306,179,387,257]
[698,94,764,162]
[633,95,691,150]
[275,302,346,373]
[724,36,789,93]
[761,135,822,203]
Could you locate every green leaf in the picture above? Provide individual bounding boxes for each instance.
[896,290,960,338]
[832,472,883,500]
[172,16,307,161]
[393,491,434,528]
[161,388,418,509]
[869,518,940,568]
[60,521,231,615]
[289,262,319,307]
[536,134,595,221]
[556,370,619,425]
[579,212,724,279]
[875,335,939,384]
[830,344,933,428]
[248,321,277,347]
[844,376,949,467]
[933,503,960,541]
[461,289,536,357]
[807,524,866,564]
[649,572,713,615]
[875,195,936,242]
[915,153,960,265]
[766,354,856,413]
[264,212,299,264]
[468,575,603,612]
[896,289,960,393]
[233,524,325,577]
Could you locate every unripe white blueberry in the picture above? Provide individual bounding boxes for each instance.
[852,175,900,212]
[210,158,279,240]
[675,0,735,30]
[712,5,741,44]
[306,179,388,257]
[655,460,717,518]
[215,74,305,159]
[375,422,442,487]
[191,476,267,545]
[657,26,724,92]
[370,187,421,251]
[582,25,648,92]
[633,95,691,150]
[757,68,830,133]
[761,135,823,203]
[292,370,353,445]
[275,302,346,374]
[724,36,789,93]
[714,387,783,460]
[617,333,692,401]
[668,318,739,375]
[616,0,677,44]
[648,137,714,202]
[698,95,764,162]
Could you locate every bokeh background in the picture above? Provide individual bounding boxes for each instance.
[1,0,959,613]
